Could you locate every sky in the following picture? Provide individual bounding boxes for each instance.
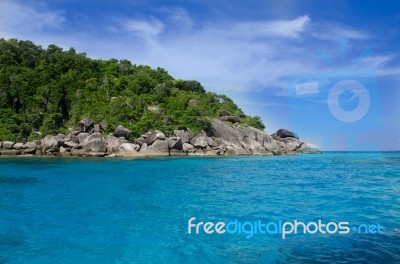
[0,0,399,151]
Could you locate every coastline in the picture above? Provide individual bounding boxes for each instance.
[0,118,322,158]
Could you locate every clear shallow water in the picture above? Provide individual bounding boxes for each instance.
[0,152,399,263]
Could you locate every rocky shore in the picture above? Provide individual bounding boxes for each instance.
[0,117,321,158]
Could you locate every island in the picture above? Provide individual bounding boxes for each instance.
[0,39,321,157]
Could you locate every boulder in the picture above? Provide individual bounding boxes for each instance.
[275,129,299,139]
[140,131,152,139]
[119,143,140,153]
[93,124,102,133]
[146,130,166,145]
[82,138,106,153]
[77,133,89,145]
[57,134,66,139]
[140,141,169,156]
[12,143,24,150]
[134,137,146,146]
[64,141,79,148]
[23,148,37,155]
[41,136,59,151]
[64,133,79,143]
[140,143,148,150]
[182,143,194,152]
[77,118,95,132]
[113,125,131,140]
[2,141,15,149]
[210,119,244,146]
[211,118,279,151]
[99,121,107,131]
[214,138,231,148]
[188,99,200,106]
[84,132,103,143]
[70,148,84,156]
[218,109,230,117]
[173,130,190,144]
[167,137,183,150]
[106,135,128,153]
[149,140,169,153]
[0,149,21,156]
[219,116,241,123]
[24,141,38,149]
[264,138,280,154]
[242,137,262,149]
[45,147,59,154]
[192,136,208,148]
[205,137,218,147]
[278,137,302,152]
[59,146,67,154]
[298,142,322,154]
[70,130,81,136]
[242,127,269,146]
[55,137,65,147]
[186,128,195,140]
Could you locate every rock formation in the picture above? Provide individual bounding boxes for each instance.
[0,118,321,157]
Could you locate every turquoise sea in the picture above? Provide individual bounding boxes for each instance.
[0,152,399,263]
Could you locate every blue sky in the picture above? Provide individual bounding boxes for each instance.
[0,0,399,150]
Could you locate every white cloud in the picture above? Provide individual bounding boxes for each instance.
[311,23,369,40]
[219,15,310,40]
[0,1,397,99]
[0,0,65,39]
[161,7,193,30]
[120,17,165,42]
[295,82,319,96]
[266,15,310,38]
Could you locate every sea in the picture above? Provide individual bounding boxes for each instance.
[0,152,399,263]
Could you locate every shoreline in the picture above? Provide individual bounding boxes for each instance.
[0,118,322,158]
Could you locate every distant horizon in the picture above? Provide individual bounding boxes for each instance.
[0,0,399,151]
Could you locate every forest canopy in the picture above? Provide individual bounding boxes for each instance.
[0,38,265,141]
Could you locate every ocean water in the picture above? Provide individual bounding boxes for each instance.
[0,152,399,263]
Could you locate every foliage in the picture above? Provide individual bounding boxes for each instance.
[0,38,265,141]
